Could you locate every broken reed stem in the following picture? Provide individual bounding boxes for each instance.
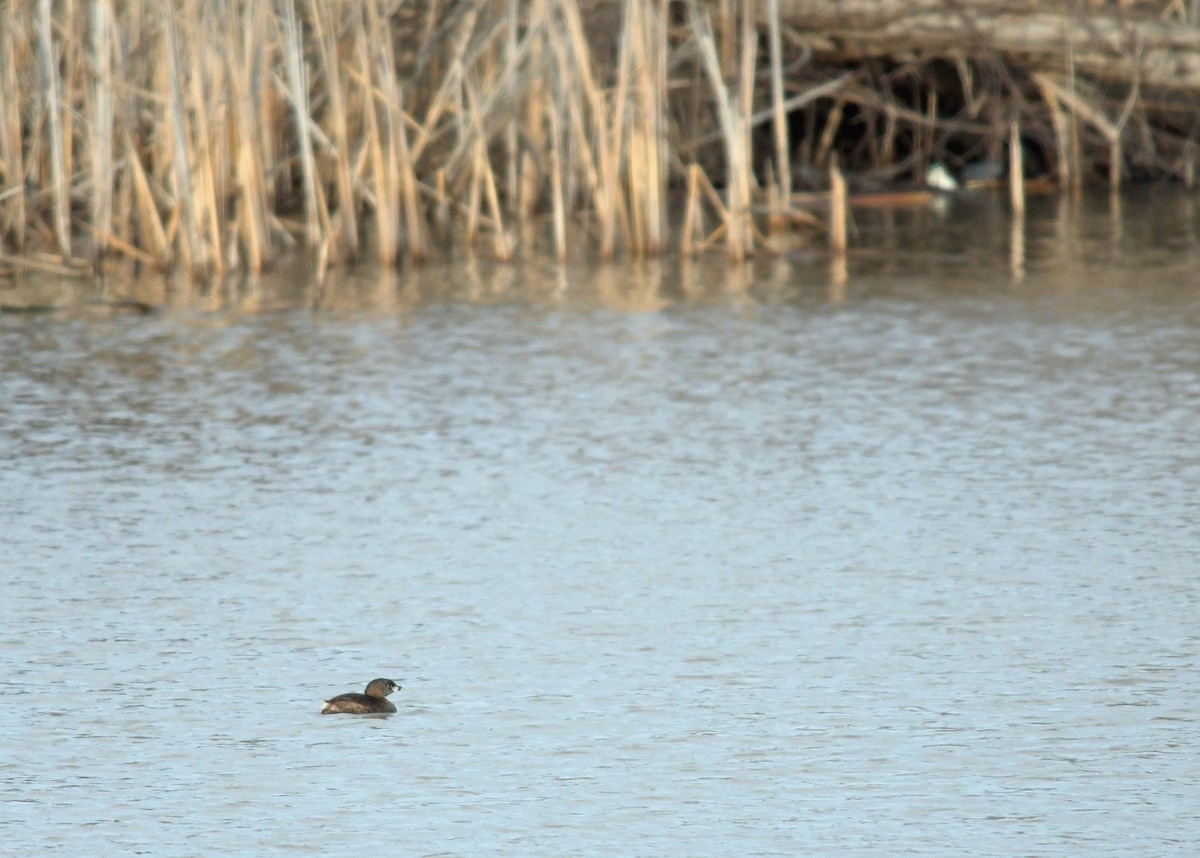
[829,161,847,254]
[814,99,843,169]
[681,163,701,256]
[1009,120,1025,216]
[547,90,567,261]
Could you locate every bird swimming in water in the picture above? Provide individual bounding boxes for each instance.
[320,678,401,714]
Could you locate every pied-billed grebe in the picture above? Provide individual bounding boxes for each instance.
[320,678,401,714]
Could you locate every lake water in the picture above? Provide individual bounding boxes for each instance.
[2,191,1198,855]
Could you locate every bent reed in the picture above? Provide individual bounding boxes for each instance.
[3,0,1199,278]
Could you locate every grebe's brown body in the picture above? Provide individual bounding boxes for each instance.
[320,678,401,714]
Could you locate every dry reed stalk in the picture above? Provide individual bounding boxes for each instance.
[1037,78,1071,188]
[766,0,790,202]
[229,0,274,272]
[717,0,736,74]
[1109,73,1142,193]
[465,150,482,248]
[0,4,28,249]
[601,0,633,258]
[451,39,480,248]
[626,0,668,255]
[518,0,549,220]
[881,106,897,168]
[922,89,937,182]
[1033,72,1134,191]
[0,249,89,278]
[37,0,71,258]
[107,0,144,253]
[504,0,520,215]
[681,168,699,256]
[394,86,428,262]
[547,89,567,261]
[183,23,228,275]
[695,223,729,255]
[308,0,359,260]
[89,0,116,263]
[690,164,733,253]
[281,0,320,248]
[1009,208,1025,282]
[356,4,399,265]
[84,224,159,267]
[484,151,512,261]
[829,161,847,254]
[556,0,627,259]
[543,17,605,235]
[621,0,646,252]
[1068,51,1082,193]
[690,0,755,260]
[814,100,843,168]
[1009,120,1025,216]
[681,162,702,255]
[368,8,425,265]
[560,87,580,221]
[765,175,787,236]
[729,0,758,258]
[464,76,514,261]
[162,2,207,273]
[410,5,478,165]
[683,73,852,155]
[124,130,170,265]
[438,12,543,183]
[65,2,82,218]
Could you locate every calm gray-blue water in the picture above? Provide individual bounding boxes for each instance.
[3,192,1199,855]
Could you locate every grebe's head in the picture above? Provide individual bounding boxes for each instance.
[364,678,401,698]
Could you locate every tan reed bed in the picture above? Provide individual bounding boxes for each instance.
[0,0,833,277]
[3,0,1199,280]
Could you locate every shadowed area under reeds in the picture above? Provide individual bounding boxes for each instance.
[3,0,1199,278]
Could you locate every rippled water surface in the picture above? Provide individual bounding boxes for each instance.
[3,192,1199,855]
